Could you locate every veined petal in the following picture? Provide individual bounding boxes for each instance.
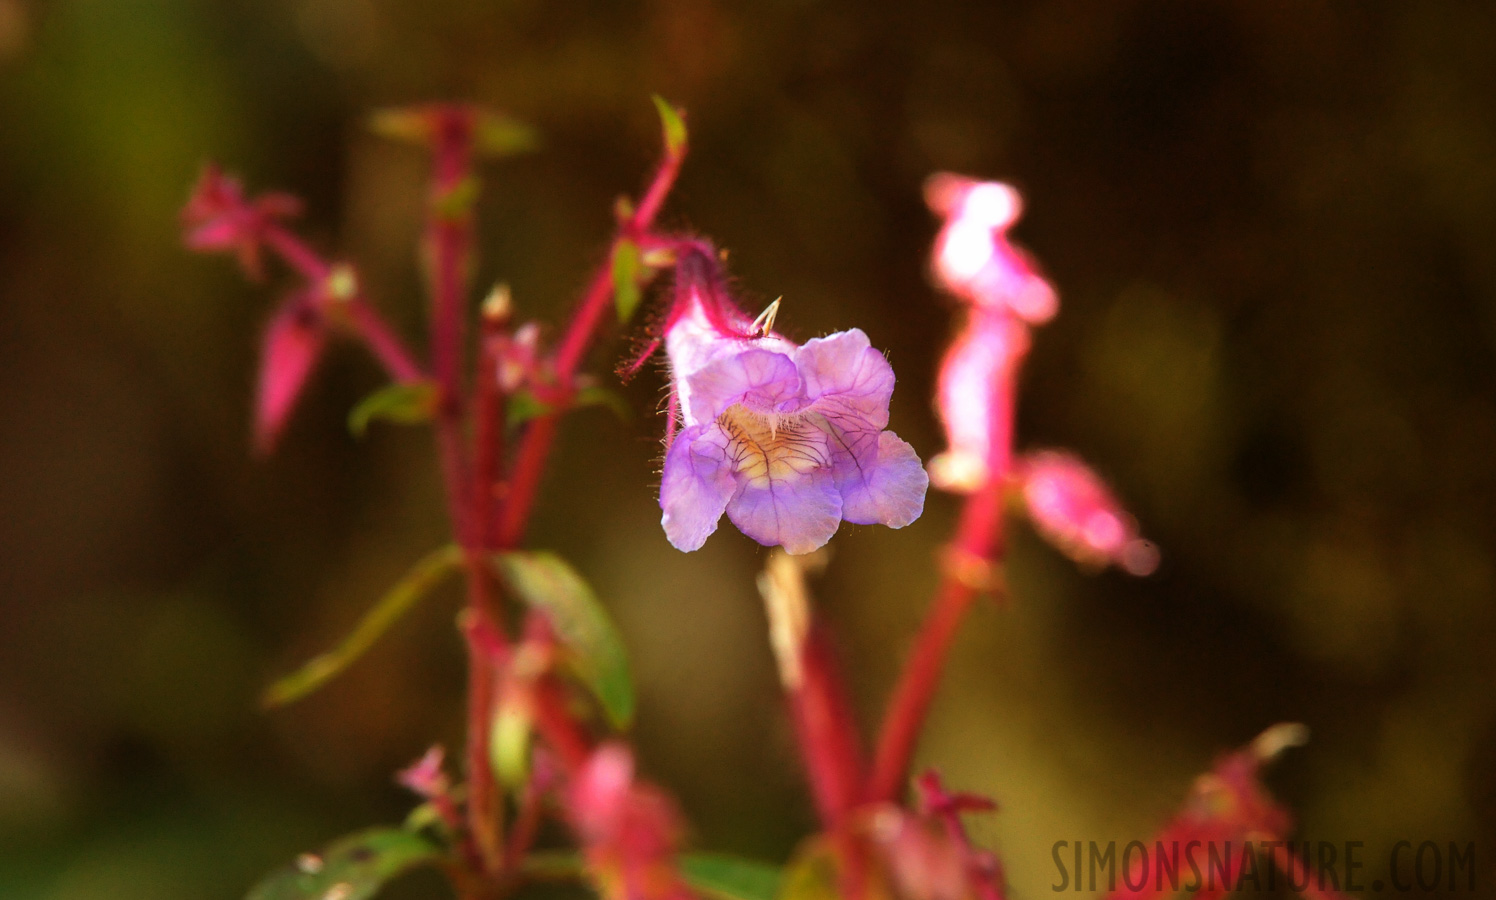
[797,329,895,431]
[726,468,842,555]
[835,431,928,528]
[684,348,803,423]
[659,424,736,552]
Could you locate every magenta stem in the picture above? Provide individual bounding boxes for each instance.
[867,315,1021,803]
[497,145,685,547]
[262,225,427,385]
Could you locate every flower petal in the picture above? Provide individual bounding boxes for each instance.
[797,329,895,431]
[684,347,804,422]
[834,431,928,528]
[726,469,842,555]
[659,424,736,552]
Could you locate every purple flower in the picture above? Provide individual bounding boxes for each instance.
[658,252,928,554]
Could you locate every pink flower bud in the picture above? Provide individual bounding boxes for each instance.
[925,174,1056,324]
[566,743,695,900]
[396,745,450,799]
[254,292,325,454]
[1016,451,1158,575]
[492,321,541,394]
[870,771,1006,900]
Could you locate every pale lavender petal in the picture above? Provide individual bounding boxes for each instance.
[684,348,804,423]
[834,431,929,528]
[797,329,895,431]
[659,424,736,552]
[726,470,842,555]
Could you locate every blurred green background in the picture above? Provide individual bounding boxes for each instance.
[2,1,1494,897]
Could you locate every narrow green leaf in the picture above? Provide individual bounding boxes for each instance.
[263,545,463,707]
[613,238,643,324]
[349,381,439,437]
[682,854,783,900]
[246,827,442,900]
[474,111,541,158]
[368,107,430,145]
[776,840,839,900]
[506,385,632,429]
[492,552,635,729]
[651,95,688,156]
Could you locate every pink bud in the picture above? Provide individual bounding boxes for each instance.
[1016,451,1158,575]
[396,745,450,799]
[872,809,972,900]
[568,742,635,841]
[254,293,325,454]
[492,321,541,394]
[565,743,694,900]
[925,174,1057,324]
[872,772,1007,900]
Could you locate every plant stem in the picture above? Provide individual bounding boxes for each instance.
[791,627,866,830]
[343,297,426,383]
[496,147,684,547]
[262,226,427,384]
[867,315,1021,803]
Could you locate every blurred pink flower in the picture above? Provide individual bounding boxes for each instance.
[870,771,1005,900]
[396,745,450,799]
[182,164,302,280]
[567,743,696,900]
[1106,726,1320,900]
[1016,451,1158,575]
[925,174,1056,324]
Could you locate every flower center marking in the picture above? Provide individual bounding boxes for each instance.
[717,404,828,487]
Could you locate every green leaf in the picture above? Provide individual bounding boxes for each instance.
[246,827,442,900]
[349,381,439,437]
[682,854,783,900]
[433,176,480,220]
[492,551,635,729]
[776,840,839,900]
[613,238,643,324]
[651,95,688,156]
[506,385,632,428]
[474,111,541,158]
[263,545,463,707]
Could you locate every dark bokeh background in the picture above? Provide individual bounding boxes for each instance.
[2,1,1494,897]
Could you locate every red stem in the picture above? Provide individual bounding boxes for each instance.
[867,316,1021,803]
[530,678,594,772]
[264,227,329,281]
[262,226,427,385]
[495,148,684,547]
[463,625,504,872]
[474,315,507,549]
[790,628,866,829]
[344,297,426,383]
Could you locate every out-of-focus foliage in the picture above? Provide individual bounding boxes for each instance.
[0,1,1492,898]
